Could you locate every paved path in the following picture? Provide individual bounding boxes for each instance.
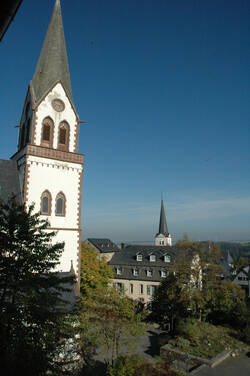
[195,353,250,376]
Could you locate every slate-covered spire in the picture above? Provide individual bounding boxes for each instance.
[31,0,72,105]
[158,199,169,235]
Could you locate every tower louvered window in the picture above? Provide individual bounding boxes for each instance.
[41,117,54,147]
[58,121,69,151]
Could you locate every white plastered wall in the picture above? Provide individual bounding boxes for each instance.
[26,155,82,273]
[34,82,78,151]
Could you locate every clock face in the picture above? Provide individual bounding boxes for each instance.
[52,99,65,112]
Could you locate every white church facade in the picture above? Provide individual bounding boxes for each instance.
[6,0,84,285]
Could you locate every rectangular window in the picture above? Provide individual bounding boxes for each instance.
[161,270,167,278]
[140,284,144,294]
[151,285,157,295]
[146,270,153,277]
[133,269,139,276]
[147,285,151,295]
[137,254,142,261]
[117,282,124,291]
[130,284,133,294]
[113,282,116,288]
[150,254,156,262]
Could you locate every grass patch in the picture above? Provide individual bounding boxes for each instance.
[168,319,249,359]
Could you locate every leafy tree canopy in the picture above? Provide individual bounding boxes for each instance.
[0,196,79,376]
[80,241,113,298]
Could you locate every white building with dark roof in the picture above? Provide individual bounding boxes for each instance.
[90,199,176,304]
[1,0,84,291]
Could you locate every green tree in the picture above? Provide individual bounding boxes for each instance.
[0,197,79,376]
[80,241,113,297]
[206,280,247,327]
[80,286,147,367]
[150,273,189,333]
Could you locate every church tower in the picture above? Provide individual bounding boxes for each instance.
[155,199,172,246]
[11,0,84,283]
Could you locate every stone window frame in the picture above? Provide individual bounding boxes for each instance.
[130,283,133,294]
[140,284,144,295]
[164,254,171,263]
[40,190,52,216]
[41,116,54,148]
[146,269,153,277]
[161,270,167,278]
[116,267,122,275]
[136,253,142,262]
[133,268,139,276]
[57,120,70,152]
[55,191,66,217]
[149,254,156,262]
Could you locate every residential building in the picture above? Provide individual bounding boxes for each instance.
[110,244,176,304]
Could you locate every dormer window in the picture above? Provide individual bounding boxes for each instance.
[136,254,142,262]
[164,255,171,263]
[146,270,153,277]
[161,270,167,278]
[133,269,139,276]
[149,254,156,262]
[116,267,122,275]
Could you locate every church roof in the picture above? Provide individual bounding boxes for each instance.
[157,199,169,236]
[87,238,121,253]
[31,0,72,105]
[0,160,21,203]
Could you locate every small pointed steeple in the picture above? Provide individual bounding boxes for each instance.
[158,199,169,236]
[155,198,172,246]
[31,0,72,105]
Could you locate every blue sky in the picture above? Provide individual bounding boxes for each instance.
[1,0,249,243]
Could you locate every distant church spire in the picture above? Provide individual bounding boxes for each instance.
[158,199,169,236]
[31,0,72,105]
[155,198,172,246]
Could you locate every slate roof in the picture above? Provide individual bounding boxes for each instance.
[87,238,121,253]
[157,199,169,236]
[0,159,21,203]
[31,0,72,105]
[109,245,176,266]
[109,244,177,282]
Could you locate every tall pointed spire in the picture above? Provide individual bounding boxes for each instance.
[158,199,169,235]
[155,198,172,246]
[31,0,72,105]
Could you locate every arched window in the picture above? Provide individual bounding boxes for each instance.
[40,190,52,215]
[58,121,69,151]
[55,192,66,216]
[41,117,54,147]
